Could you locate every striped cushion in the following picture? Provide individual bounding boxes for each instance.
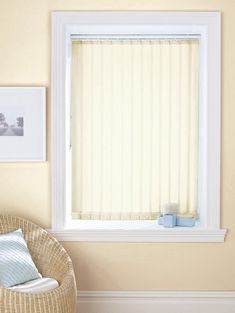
[0,229,41,288]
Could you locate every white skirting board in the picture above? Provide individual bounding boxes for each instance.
[77,291,235,313]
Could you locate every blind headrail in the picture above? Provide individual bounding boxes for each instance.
[71,34,200,41]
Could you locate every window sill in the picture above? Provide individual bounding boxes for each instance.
[48,225,227,243]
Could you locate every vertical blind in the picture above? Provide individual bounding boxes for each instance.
[71,39,199,220]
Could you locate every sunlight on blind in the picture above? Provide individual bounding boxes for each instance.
[71,39,199,220]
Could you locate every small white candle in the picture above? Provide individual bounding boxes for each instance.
[163,203,179,213]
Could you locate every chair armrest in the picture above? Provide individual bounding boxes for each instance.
[25,228,75,284]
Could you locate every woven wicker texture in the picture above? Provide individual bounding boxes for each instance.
[0,215,77,313]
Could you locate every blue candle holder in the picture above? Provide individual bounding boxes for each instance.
[163,213,176,228]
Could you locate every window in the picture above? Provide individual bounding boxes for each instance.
[72,38,199,221]
[51,12,226,242]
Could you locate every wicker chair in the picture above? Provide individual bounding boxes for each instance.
[0,215,77,313]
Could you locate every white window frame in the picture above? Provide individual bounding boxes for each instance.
[51,11,226,242]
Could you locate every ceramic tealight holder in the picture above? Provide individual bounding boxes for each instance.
[163,213,177,228]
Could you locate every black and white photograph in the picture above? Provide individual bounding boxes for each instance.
[0,87,46,161]
[0,109,24,136]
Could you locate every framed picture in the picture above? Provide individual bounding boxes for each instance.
[0,87,46,161]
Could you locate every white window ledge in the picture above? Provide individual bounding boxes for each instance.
[48,227,227,242]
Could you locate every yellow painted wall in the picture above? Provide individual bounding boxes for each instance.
[0,0,235,291]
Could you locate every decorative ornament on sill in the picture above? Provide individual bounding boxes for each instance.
[158,203,196,228]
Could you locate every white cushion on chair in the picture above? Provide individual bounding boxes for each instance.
[9,277,59,294]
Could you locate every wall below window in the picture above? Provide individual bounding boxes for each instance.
[0,0,235,292]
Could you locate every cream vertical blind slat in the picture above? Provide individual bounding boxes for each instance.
[71,39,199,220]
[151,42,161,213]
[101,42,112,217]
[189,41,199,214]
[122,42,133,217]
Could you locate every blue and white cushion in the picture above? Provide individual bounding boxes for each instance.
[0,229,41,288]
